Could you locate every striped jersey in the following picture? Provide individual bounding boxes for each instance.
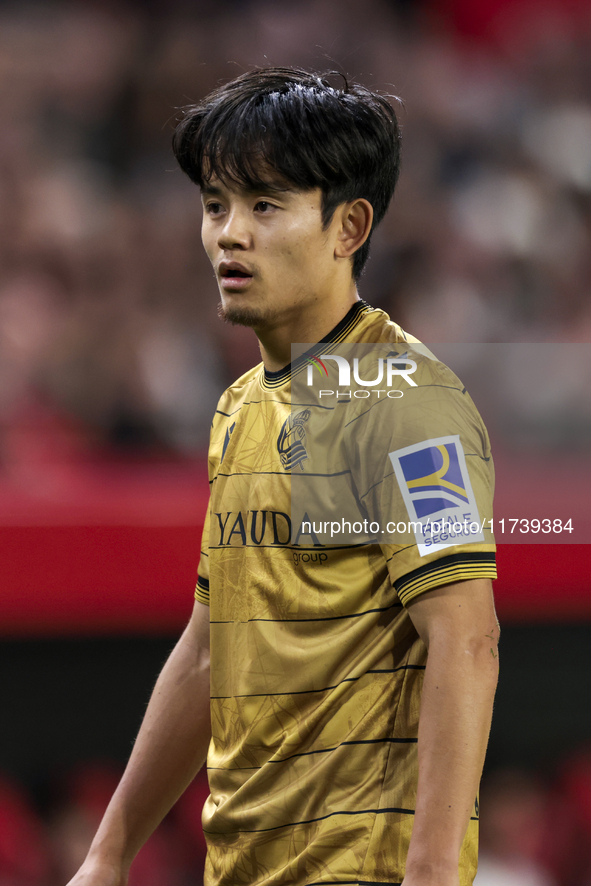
[196,300,496,886]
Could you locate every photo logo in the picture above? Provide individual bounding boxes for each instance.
[305,356,329,377]
[306,353,417,387]
[304,350,418,400]
[389,435,485,555]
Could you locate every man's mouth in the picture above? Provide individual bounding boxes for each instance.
[219,263,254,289]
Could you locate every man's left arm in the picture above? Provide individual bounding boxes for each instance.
[402,578,499,886]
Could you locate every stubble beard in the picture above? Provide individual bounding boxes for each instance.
[217,299,276,330]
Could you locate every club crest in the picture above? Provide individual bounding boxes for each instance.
[277,409,311,471]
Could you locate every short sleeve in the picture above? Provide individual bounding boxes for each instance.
[382,545,497,607]
[195,497,211,606]
[354,362,497,605]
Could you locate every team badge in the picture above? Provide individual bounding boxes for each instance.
[389,435,485,554]
[277,409,311,471]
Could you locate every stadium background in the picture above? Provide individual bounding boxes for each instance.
[1,0,591,883]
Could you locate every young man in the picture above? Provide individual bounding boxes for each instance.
[69,68,499,886]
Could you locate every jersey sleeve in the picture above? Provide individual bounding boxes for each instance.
[195,498,211,606]
[355,362,497,606]
[194,381,233,607]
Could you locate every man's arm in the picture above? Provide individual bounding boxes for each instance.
[402,578,499,886]
[67,600,211,886]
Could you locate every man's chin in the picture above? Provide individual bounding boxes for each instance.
[218,301,271,329]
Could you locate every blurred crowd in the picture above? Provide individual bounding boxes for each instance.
[1,0,591,463]
[0,762,209,886]
[2,753,591,886]
[474,752,591,886]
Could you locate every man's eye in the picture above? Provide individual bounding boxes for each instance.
[255,201,274,213]
[207,202,223,214]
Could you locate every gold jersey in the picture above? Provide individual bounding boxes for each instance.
[196,301,496,886]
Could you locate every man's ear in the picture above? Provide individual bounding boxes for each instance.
[334,199,373,259]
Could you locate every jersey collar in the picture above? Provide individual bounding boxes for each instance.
[261,300,373,391]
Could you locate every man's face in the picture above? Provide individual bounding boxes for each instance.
[200,176,344,330]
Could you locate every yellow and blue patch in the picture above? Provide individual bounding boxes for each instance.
[399,440,470,518]
[389,435,485,555]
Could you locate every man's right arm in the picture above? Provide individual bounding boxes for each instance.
[67,600,211,886]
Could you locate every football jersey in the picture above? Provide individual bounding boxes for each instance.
[196,300,496,886]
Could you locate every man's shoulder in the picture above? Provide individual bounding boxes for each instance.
[353,303,420,346]
[215,362,264,413]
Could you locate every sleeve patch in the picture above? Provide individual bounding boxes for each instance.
[389,434,485,556]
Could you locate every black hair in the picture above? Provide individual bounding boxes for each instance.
[172,67,402,279]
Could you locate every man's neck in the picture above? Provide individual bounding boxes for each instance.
[256,288,361,372]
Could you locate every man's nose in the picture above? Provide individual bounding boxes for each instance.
[217,208,252,250]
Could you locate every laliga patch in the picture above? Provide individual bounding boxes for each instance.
[389,435,485,556]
